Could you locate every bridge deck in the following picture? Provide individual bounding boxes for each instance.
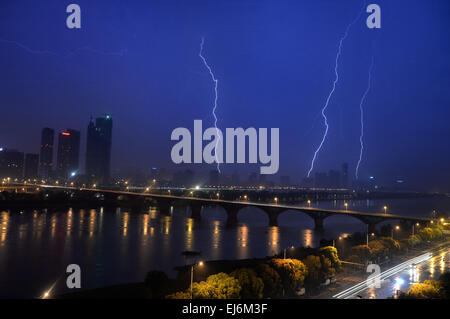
[35,184,432,222]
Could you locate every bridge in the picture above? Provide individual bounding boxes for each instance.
[26,184,433,232]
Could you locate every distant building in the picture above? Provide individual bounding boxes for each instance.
[39,128,54,179]
[85,115,113,184]
[0,149,24,179]
[342,163,349,188]
[56,129,80,179]
[24,154,39,179]
[314,172,328,188]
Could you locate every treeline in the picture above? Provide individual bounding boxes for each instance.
[349,225,446,264]
[145,246,341,299]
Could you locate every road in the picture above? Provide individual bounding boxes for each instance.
[333,245,450,299]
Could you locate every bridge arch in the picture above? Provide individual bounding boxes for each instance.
[236,206,270,226]
[277,209,315,228]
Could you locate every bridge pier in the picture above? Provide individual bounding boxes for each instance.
[157,200,172,216]
[225,207,239,228]
[190,204,203,220]
[264,207,281,227]
[367,222,378,234]
[313,217,325,231]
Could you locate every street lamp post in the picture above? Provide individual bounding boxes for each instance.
[392,225,400,239]
[366,224,369,246]
[383,206,388,215]
[190,261,204,299]
[412,223,419,236]
[344,202,348,211]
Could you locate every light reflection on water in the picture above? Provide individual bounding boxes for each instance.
[0,196,447,298]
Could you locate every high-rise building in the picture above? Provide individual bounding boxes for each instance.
[39,128,54,179]
[0,149,24,179]
[56,129,80,179]
[342,163,349,188]
[85,115,113,184]
[24,154,39,180]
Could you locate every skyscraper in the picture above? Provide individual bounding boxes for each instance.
[85,115,113,184]
[39,128,54,179]
[56,129,80,179]
[24,154,39,180]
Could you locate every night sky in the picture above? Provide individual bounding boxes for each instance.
[0,0,449,191]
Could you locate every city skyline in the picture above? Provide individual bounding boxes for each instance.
[0,0,449,192]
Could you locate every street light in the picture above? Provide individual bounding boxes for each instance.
[383,206,388,215]
[412,223,419,235]
[190,261,204,299]
[307,200,311,207]
[344,202,348,211]
[274,197,278,204]
[392,225,400,239]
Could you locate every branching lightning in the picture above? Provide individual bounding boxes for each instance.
[199,37,221,173]
[0,38,127,57]
[306,4,365,178]
[355,51,375,180]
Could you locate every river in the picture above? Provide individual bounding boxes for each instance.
[0,196,448,298]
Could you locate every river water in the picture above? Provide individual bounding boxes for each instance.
[0,196,448,298]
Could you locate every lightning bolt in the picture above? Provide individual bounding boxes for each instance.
[306,3,365,178]
[199,37,221,173]
[0,38,127,57]
[355,50,375,180]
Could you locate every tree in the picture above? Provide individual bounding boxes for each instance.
[406,282,441,299]
[430,227,443,241]
[303,255,322,283]
[269,259,307,293]
[351,245,371,263]
[255,263,283,298]
[407,234,422,247]
[320,255,335,280]
[378,237,400,256]
[205,273,241,299]
[319,246,341,270]
[417,228,434,242]
[165,272,241,299]
[438,272,450,298]
[230,268,264,299]
[166,291,190,299]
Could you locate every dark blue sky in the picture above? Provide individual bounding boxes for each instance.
[0,0,449,191]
